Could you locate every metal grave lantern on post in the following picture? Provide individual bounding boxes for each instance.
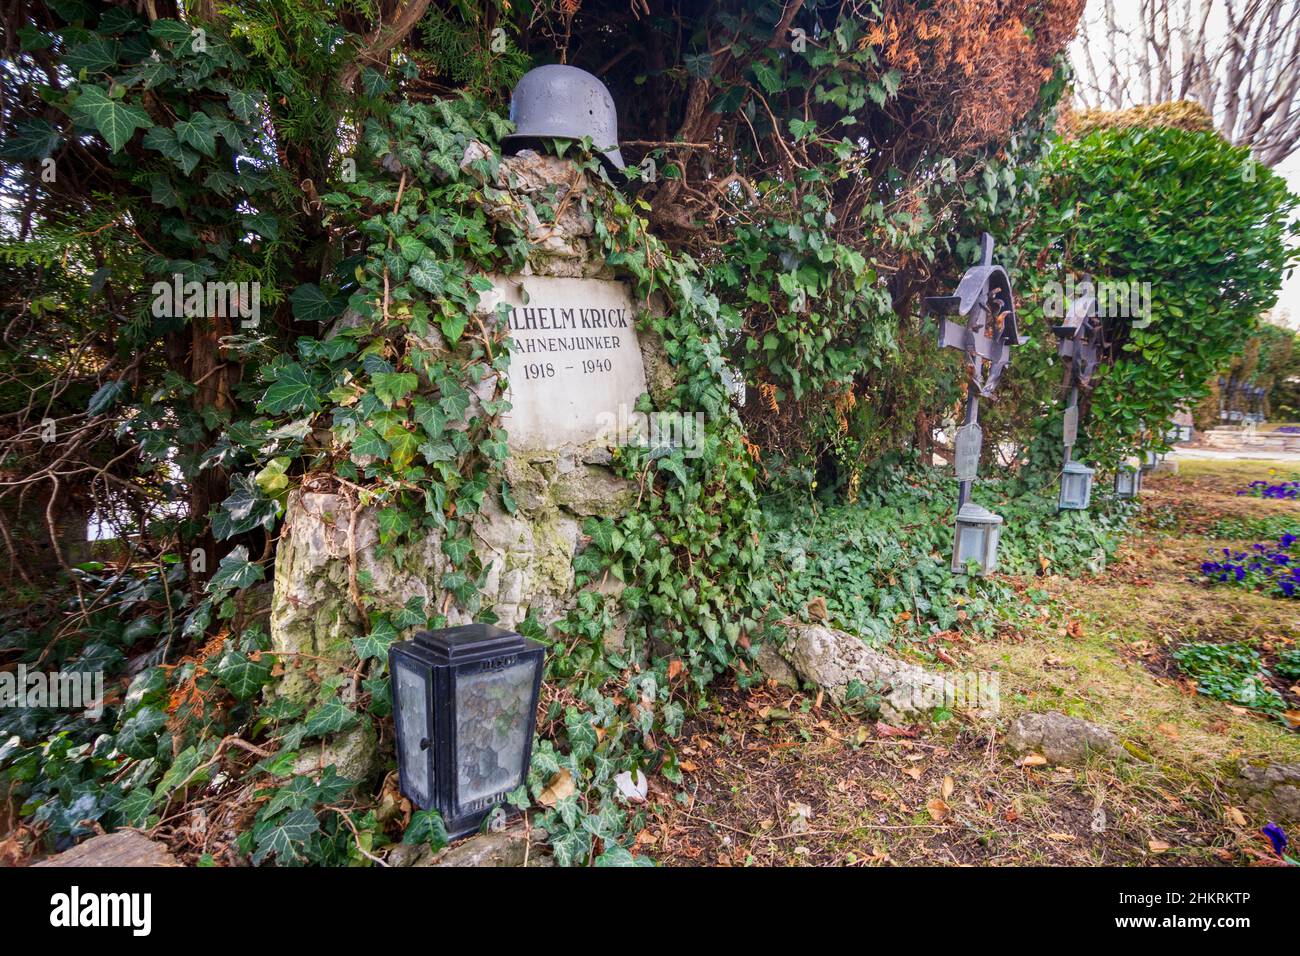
[389,624,545,840]
[1114,459,1142,499]
[1059,459,1095,510]
[925,232,1024,575]
[1249,385,1266,424]
[951,502,1004,574]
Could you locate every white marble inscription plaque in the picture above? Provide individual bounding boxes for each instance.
[489,275,649,451]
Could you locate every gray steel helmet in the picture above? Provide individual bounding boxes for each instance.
[502,64,625,170]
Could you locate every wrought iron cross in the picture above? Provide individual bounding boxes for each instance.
[1051,276,1106,465]
[925,233,1024,508]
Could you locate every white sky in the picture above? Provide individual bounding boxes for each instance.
[1271,151,1300,326]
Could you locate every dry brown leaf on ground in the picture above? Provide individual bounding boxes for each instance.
[926,798,951,821]
[538,769,575,807]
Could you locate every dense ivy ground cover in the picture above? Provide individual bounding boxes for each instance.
[765,459,1130,644]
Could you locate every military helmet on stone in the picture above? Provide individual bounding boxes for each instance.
[502,64,625,170]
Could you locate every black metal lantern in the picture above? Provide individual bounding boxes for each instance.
[1114,461,1141,499]
[1059,459,1095,510]
[389,624,545,839]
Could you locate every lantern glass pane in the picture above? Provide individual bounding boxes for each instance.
[1061,474,1086,508]
[956,524,986,565]
[985,525,1001,572]
[455,658,535,808]
[395,661,432,806]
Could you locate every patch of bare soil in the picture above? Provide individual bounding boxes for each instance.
[644,684,1265,867]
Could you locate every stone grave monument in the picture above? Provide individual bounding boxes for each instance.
[266,146,669,779]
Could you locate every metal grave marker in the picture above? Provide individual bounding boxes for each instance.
[954,422,983,482]
[1062,404,1079,448]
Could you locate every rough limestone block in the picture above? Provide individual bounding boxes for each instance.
[35,831,179,867]
[1004,711,1124,765]
[776,623,972,723]
[484,150,599,277]
[754,642,798,688]
[388,827,552,867]
[1232,761,1300,822]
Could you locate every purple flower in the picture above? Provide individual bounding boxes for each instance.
[1263,822,1288,856]
[1282,533,1297,549]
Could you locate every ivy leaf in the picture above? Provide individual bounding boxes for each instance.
[141,125,198,175]
[403,810,448,850]
[117,788,157,828]
[372,371,419,407]
[302,699,360,738]
[351,424,391,459]
[547,823,592,867]
[443,535,473,566]
[260,768,351,818]
[213,646,273,701]
[209,545,265,593]
[410,258,446,294]
[289,283,344,322]
[154,743,216,801]
[585,518,624,554]
[360,68,393,98]
[70,85,153,152]
[149,18,195,46]
[412,400,447,439]
[115,706,166,758]
[393,597,426,630]
[438,387,470,422]
[87,379,126,415]
[225,88,262,124]
[0,118,61,159]
[440,310,469,345]
[376,506,413,542]
[64,36,120,74]
[174,112,216,157]
[595,845,653,867]
[242,212,279,240]
[353,616,398,660]
[213,475,279,539]
[751,60,783,94]
[386,427,420,471]
[261,362,320,414]
[251,807,320,865]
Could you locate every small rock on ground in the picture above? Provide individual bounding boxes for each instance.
[1004,711,1124,766]
[772,623,986,723]
[390,827,553,867]
[34,831,179,867]
[1231,761,1300,823]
